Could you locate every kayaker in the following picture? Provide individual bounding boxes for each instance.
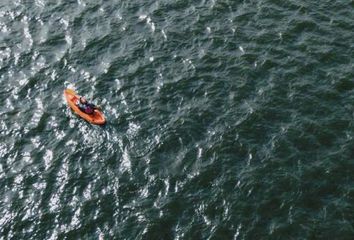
[76,96,97,114]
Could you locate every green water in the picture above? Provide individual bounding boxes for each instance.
[1,0,354,239]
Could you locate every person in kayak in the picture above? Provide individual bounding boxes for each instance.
[76,96,97,114]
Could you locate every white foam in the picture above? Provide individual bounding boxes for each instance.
[22,151,31,163]
[83,183,92,200]
[239,46,245,54]
[101,61,110,73]
[127,122,141,137]
[31,136,41,148]
[278,32,283,39]
[70,207,81,228]
[35,0,45,8]
[0,47,11,63]
[44,150,53,170]
[161,29,167,40]
[14,174,23,185]
[234,224,242,240]
[138,15,147,21]
[139,15,156,32]
[19,78,28,86]
[23,16,33,48]
[121,147,131,173]
[68,65,76,73]
[77,0,86,7]
[0,22,8,33]
[65,34,72,46]
[183,58,195,69]
[50,70,57,80]
[197,147,202,159]
[116,13,122,20]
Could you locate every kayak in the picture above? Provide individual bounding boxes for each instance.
[64,89,106,125]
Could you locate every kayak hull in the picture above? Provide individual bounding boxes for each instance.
[64,89,106,125]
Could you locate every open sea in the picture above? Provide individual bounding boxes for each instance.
[1,0,354,239]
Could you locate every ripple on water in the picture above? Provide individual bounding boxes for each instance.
[1,0,354,239]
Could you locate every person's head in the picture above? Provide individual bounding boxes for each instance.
[80,97,87,104]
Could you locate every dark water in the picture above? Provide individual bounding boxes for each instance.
[1,0,354,239]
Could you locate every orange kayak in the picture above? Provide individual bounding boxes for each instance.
[64,89,106,125]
